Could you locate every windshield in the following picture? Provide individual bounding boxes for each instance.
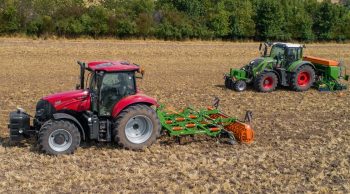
[270,45,285,58]
[89,72,98,91]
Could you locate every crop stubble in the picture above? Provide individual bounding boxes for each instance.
[0,38,349,193]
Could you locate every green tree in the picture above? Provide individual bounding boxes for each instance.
[331,5,350,41]
[254,0,287,40]
[313,1,337,40]
[224,0,255,39]
[0,2,20,33]
[81,6,109,37]
[281,0,314,41]
[207,1,230,37]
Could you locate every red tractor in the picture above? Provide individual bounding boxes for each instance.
[8,61,161,155]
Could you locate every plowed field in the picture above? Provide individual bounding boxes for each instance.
[0,38,349,193]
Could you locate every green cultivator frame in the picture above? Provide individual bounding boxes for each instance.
[156,101,254,144]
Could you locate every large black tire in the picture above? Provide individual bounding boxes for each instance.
[234,80,247,92]
[290,65,315,92]
[254,72,278,92]
[225,77,235,89]
[38,120,81,155]
[114,104,161,150]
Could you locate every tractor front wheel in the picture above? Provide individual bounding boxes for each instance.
[254,72,278,92]
[290,65,315,91]
[225,77,235,89]
[114,104,161,150]
[234,80,247,92]
[38,120,81,155]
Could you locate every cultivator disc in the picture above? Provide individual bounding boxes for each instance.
[156,104,254,144]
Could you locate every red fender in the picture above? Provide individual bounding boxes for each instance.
[111,93,158,118]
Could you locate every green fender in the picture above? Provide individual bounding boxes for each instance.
[287,60,315,72]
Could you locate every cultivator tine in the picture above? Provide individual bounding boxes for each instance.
[244,111,253,124]
[212,97,220,109]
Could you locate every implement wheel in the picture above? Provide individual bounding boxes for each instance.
[114,104,161,150]
[290,65,315,91]
[254,72,278,92]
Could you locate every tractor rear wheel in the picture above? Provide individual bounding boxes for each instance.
[254,72,278,92]
[38,120,81,155]
[290,65,315,91]
[114,104,161,150]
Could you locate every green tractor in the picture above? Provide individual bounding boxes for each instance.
[224,42,349,92]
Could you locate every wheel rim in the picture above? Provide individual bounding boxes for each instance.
[297,71,310,86]
[48,129,73,152]
[236,82,246,91]
[125,115,153,144]
[263,77,273,89]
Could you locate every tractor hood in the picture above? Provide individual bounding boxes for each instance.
[42,89,90,111]
[247,57,274,67]
[43,90,88,102]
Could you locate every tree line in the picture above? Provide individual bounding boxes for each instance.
[0,0,350,41]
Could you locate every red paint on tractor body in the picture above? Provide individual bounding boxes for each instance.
[111,93,158,117]
[43,90,91,112]
[40,61,155,115]
[88,61,139,72]
[43,90,157,117]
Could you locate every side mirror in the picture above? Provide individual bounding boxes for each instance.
[136,67,145,79]
[76,84,80,90]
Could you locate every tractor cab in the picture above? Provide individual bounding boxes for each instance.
[260,42,304,68]
[77,61,144,117]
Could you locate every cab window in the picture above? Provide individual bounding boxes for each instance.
[270,46,285,58]
[286,48,298,62]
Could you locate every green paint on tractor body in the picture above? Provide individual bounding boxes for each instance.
[225,42,348,92]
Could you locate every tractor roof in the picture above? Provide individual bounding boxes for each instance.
[273,42,303,48]
[87,61,140,72]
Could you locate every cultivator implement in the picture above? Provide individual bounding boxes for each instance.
[156,104,254,144]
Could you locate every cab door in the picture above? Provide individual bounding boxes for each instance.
[99,72,136,116]
[89,72,101,114]
[285,47,301,66]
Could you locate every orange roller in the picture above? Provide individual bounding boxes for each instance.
[207,106,214,110]
[210,127,220,132]
[175,117,185,122]
[165,120,173,124]
[185,123,196,128]
[188,114,197,119]
[225,122,254,143]
[172,127,184,131]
